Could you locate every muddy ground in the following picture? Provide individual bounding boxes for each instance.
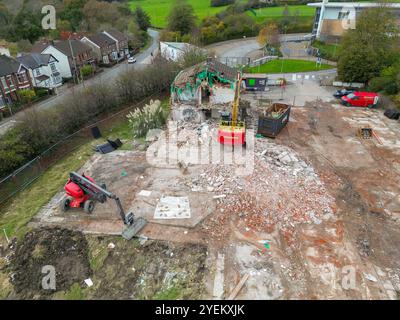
[1,227,208,300]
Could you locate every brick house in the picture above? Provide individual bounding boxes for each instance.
[0,55,33,108]
[102,30,129,59]
[80,33,118,65]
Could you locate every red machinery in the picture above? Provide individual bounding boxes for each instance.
[62,174,97,214]
[217,72,246,146]
[60,172,147,240]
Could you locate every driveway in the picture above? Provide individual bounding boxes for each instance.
[0,29,160,135]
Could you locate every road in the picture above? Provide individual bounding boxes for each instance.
[206,33,309,58]
[0,29,160,136]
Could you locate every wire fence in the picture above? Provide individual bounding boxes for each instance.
[0,92,163,206]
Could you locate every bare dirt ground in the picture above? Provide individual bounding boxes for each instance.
[1,82,400,299]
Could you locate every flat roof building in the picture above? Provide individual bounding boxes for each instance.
[308,1,400,42]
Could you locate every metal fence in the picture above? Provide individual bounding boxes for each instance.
[0,93,162,206]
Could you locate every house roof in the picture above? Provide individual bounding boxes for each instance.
[0,55,22,77]
[173,58,237,88]
[17,53,56,69]
[308,2,400,9]
[53,40,92,57]
[31,41,50,53]
[35,74,50,82]
[103,30,128,42]
[87,33,116,48]
[31,40,92,58]
[162,42,193,52]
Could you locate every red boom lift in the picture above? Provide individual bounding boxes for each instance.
[60,172,147,240]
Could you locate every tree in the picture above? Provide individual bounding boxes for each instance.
[279,4,291,30]
[167,0,196,35]
[257,22,279,49]
[337,7,399,83]
[133,6,151,31]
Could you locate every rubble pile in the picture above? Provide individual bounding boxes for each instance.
[195,140,336,239]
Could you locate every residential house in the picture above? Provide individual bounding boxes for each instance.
[171,58,238,106]
[80,33,118,65]
[0,55,33,107]
[32,40,96,80]
[102,30,129,59]
[17,53,62,89]
[160,42,200,62]
[308,1,400,42]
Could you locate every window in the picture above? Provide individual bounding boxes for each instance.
[338,11,350,20]
[35,68,41,76]
[50,63,57,73]
[17,72,28,83]
[0,77,7,89]
[7,75,14,87]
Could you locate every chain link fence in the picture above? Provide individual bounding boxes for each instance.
[0,93,162,206]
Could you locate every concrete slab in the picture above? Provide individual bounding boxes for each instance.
[154,196,191,219]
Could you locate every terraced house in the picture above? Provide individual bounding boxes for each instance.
[80,33,118,65]
[0,54,32,108]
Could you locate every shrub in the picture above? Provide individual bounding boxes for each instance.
[18,89,36,104]
[127,100,167,138]
[80,65,93,78]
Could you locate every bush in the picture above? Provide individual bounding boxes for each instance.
[80,65,93,78]
[18,89,36,104]
[0,58,181,179]
[127,100,167,138]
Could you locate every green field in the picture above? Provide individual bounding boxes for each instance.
[129,0,230,28]
[245,59,334,74]
[248,5,316,24]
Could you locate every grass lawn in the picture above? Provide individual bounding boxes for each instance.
[129,0,230,28]
[245,59,334,74]
[247,5,315,24]
[312,40,340,62]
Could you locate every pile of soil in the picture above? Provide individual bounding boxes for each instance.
[91,240,208,300]
[11,227,91,299]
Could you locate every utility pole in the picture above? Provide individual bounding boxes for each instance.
[68,35,79,85]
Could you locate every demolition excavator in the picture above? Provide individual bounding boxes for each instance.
[217,72,246,146]
[60,172,147,240]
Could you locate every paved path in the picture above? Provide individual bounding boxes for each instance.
[0,29,160,135]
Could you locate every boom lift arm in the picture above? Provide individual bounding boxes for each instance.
[69,172,147,239]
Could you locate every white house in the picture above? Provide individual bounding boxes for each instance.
[17,53,62,89]
[308,1,400,41]
[160,42,201,62]
[31,40,95,80]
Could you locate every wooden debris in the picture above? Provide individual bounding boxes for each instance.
[227,273,250,300]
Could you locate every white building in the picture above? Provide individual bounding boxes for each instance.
[308,1,400,41]
[17,53,62,89]
[160,42,201,62]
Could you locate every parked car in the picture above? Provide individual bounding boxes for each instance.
[333,88,354,98]
[341,92,379,108]
[128,57,137,64]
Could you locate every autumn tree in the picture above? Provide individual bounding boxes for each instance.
[257,22,280,48]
